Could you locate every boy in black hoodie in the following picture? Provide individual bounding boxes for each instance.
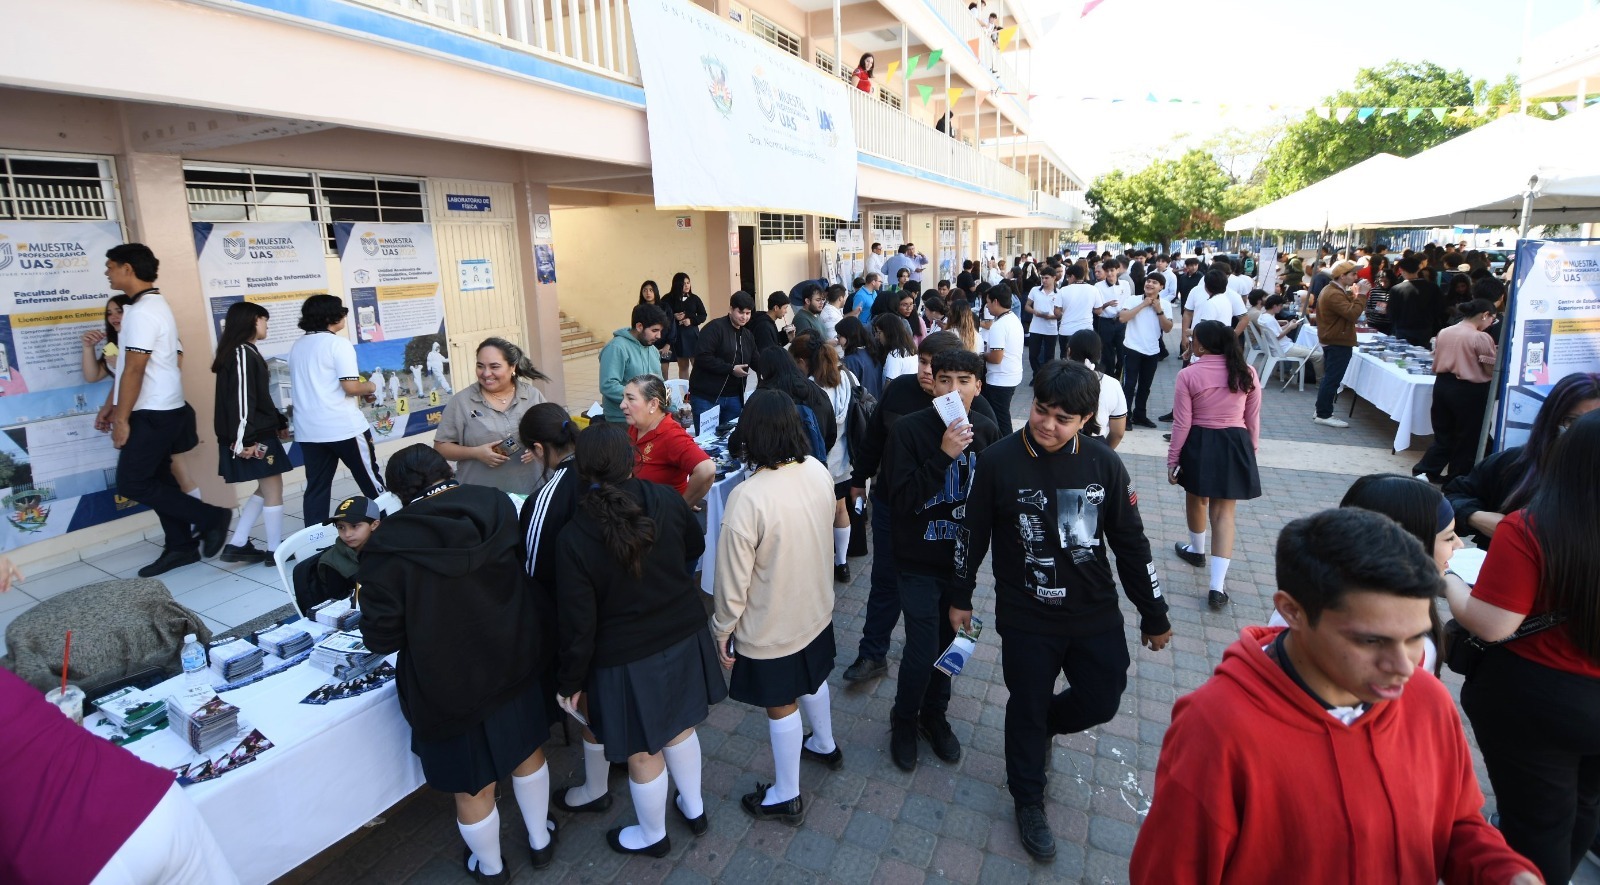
[882,349,999,772]
[952,360,1173,862]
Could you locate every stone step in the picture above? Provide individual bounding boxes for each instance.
[562,341,605,360]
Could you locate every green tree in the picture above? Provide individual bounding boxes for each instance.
[1086,149,1238,249]
[1261,61,1478,199]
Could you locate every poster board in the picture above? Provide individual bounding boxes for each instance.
[0,220,138,551]
[1492,238,1600,450]
[1256,247,1278,292]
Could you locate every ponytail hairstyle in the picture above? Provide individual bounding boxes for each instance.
[574,423,656,577]
[478,337,549,383]
[1191,319,1256,394]
[212,300,270,373]
[384,443,456,505]
[518,401,579,458]
[790,331,841,388]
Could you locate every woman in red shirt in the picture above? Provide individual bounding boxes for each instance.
[851,53,874,93]
[620,375,714,507]
[1448,409,1600,885]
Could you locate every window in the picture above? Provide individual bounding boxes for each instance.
[750,13,801,57]
[0,152,120,222]
[183,164,428,253]
[818,214,860,243]
[758,212,806,243]
[815,50,836,76]
[879,90,903,110]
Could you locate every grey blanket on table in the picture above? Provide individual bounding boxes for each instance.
[3,577,213,692]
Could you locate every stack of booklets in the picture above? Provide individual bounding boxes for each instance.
[310,631,383,679]
[91,685,168,732]
[206,638,267,683]
[165,694,242,753]
[255,623,314,658]
[309,598,362,630]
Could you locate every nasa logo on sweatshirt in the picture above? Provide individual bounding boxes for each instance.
[1084,484,1105,506]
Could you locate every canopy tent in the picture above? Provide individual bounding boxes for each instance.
[1224,154,1409,232]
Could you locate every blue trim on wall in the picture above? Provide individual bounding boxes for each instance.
[857,152,1026,206]
[224,0,646,106]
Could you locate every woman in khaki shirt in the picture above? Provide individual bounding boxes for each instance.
[434,337,549,494]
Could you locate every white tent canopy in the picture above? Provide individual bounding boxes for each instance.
[1224,154,1409,232]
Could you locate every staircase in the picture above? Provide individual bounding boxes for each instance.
[560,312,606,361]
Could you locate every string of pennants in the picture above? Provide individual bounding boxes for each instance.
[1025,95,1600,118]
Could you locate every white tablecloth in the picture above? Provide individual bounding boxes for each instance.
[1340,351,1435,451]
[102,652,424,885]
[698,468,747,594]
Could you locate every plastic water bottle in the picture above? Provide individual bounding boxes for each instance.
[181,633,208,690]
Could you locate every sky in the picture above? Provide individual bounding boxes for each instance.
[1024,0,1590,182]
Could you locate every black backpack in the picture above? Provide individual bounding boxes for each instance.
[841,369,876,462]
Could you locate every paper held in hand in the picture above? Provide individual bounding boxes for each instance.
[933,391,967,428]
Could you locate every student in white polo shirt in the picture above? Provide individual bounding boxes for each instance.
[1119,272,1175,428]
[1024,268,1062,373]
[980,287,1024,435]
[288,295,386,526]
[105,244,232,578]
[1054,263,1098,353]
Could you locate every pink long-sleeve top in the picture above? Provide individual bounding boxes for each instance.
[1167,354,1261,469]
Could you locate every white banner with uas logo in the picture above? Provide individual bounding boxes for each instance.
[630,0,858,218]
[193,221,330,361]
[1494,239,1600,449]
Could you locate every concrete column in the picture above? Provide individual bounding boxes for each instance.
[702,211,736,310]
[513,164,565,398]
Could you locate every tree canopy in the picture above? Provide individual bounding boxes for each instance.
[1086,149,1239,249]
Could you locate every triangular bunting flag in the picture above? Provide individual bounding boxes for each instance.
[1380,107,1399,116]
[1314,107,1332,120]
[884,60,899,82]
[1588,96,1600,105]
[1473,105,1489,116]
[1146,92,1158,102]
[917,84,933,105]
[1451,106,1469,117]
[1335,107,1353,122]
[906,54,923,78]
[1040,13,1062,32]
[1028,94,1037,100]
[947,87,966,106]
[968,38,980,57]
[926,49,943,69]
[1357,107,1375,121]
[1541,101,1559,115]
[999,25,1019,51]
[1561,100,1581,112]
[1431,107,1448,121]
[1082,0,1106,17]
[1406,108,1423,122]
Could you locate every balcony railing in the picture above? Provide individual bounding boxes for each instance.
[850,89,1029,202]
[362,0,640,83]
[920,0,1028,103]
[1029,190,1080,223]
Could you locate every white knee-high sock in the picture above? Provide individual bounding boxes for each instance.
[1188,530,1206,555]
[662,731,704,819]
[511,761,552,850]
[262,505,284,553]
[617,769,668,850]
[457,807,502,876]
[186,486,203,499]
[833,528,850,566]
[565,739,610,806]
[764,711,803,804]
[799,683,837,754]
[1209,556,1231,593]
[230,496,264,547]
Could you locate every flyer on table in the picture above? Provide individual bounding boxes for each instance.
[1496,239,1600,448]
[0,219,141,552]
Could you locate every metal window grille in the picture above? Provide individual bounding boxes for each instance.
[815,50,836,75]
[879,90,903,110]
[758,212,806,243]
[750,13,801,57]
[183,164,428,254]
[0,151,120,222]
[819,214,860,242]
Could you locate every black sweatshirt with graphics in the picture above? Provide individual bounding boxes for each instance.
[882,405,1000,575]
[953,428,1170,638]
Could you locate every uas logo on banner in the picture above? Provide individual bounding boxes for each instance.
[631,0,858,219]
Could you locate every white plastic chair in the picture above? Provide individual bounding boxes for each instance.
[1258,344,1311,391]
[1240,320,1268,369]
[274,523,339,616]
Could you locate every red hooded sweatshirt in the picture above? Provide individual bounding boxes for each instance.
[1130,625,1538,885]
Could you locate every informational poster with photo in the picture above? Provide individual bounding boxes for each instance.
[0,220,139,551]
[1494,239,1600,449]
[333,222,449,441]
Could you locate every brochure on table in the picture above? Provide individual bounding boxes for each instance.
[0,220,143,552]
[1494,239,1600,449]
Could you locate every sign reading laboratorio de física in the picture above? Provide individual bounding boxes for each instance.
[333,222,450,441]
[629,0,858,219]
[1494,239,1600,449]
[0,220,137,551]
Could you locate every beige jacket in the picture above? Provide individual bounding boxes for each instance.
[712,457,837,659]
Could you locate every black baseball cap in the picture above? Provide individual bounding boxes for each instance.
[328,496,381,526]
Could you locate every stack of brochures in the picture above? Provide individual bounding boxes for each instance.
[206,638,267,683]
[309,598,361,630]
[255,623,314,658]
[165,694,241,753]
[91,685,168,732]
[310,631,383,679]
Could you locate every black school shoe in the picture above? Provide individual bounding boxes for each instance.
[834,563,851,583]
[1173,542,1206,567]
[529,819,558,869]
[671,790,709,836]
[219,542,267,563]
[1016,803,1057,861]
[605,826,670,857]
[1208,590,1230,610]
[552,788,612,814]
[919,716,962,763]
[842,656,887,682]
[741,784,806,825]
[1158,411,1174,422]
[462,847,508,883]
[1130,416,1158,429]
[800,731,844,770]
[890,716,919,771]
[137,548,199,578]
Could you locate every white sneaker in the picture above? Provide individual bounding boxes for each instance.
[1312,416,1349,428]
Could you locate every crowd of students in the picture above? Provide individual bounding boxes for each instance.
[59,241,1595,883]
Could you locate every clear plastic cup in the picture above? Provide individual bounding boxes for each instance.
[45,684,85,724]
